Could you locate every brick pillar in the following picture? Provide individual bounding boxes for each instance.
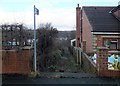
[76,4,81,47]
[82,40,86,52]
[97,47,108,76]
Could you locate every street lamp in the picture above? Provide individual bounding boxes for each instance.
[34,5,39,75]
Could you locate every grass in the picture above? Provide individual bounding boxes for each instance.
[28,71,40,78]
[69,61,77,72]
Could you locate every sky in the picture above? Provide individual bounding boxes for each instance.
[0,0,119,31]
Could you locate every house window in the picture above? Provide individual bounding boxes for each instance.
[103,38,120,50]
[110,43,117,49]
[119,39,120,49]
[104,39,109,48]
[110,40,117,49]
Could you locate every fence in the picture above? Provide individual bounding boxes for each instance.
[73,46,120,77]
[73,47,97,74]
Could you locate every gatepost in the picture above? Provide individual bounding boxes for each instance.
[97,47,108,76]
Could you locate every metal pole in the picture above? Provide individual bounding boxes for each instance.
[77,49,78,65]
[34,5,37,74]
[79,48,81,66]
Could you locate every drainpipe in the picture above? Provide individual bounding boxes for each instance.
[81,8,82,43]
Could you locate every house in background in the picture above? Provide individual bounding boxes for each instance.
[76,4,120,54]
[71,39,76,47]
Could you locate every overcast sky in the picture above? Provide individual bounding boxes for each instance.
[0,0,119,31]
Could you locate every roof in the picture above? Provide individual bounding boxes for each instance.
[83,6,120,32]
[110,5,120,21]
[71,39,76,42]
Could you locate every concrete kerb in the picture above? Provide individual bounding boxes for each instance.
[38,72,97,79]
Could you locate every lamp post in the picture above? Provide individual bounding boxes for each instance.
[34,5,39,75]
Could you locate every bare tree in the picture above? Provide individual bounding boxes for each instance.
[36,23,58,71]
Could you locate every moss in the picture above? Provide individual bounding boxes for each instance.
[54,75,60,78]
[28,72,36,78]
[28,71,40,78]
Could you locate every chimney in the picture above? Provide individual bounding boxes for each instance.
[76,4,81,47]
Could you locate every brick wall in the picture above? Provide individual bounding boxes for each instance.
[97,47,120,77]
[95,34,120,49]
[95,35,103,47]
[92,35,97,52]
[82,8,93,52]
[0,49,33,74]
[88,34,120,53]
[82,40,86,52]
[0,51,2,74]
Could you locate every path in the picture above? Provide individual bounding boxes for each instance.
[2,72,120,85]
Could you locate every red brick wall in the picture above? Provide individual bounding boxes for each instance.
[95,35,104,47]
[0,49,33,74]
[97,47,120,77]
[95,34,120,47]
[82,8,93,52]
[0,51,2,74]
[82,40,86,52]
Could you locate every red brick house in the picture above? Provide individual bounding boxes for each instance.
[76,4,120,53]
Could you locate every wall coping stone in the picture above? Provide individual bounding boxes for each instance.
[0,47,33,51]
[97,47,109,50]
[83,40,86,42]
[0,50,16,51]
[20,46,33,50]
[108,51,120,53]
